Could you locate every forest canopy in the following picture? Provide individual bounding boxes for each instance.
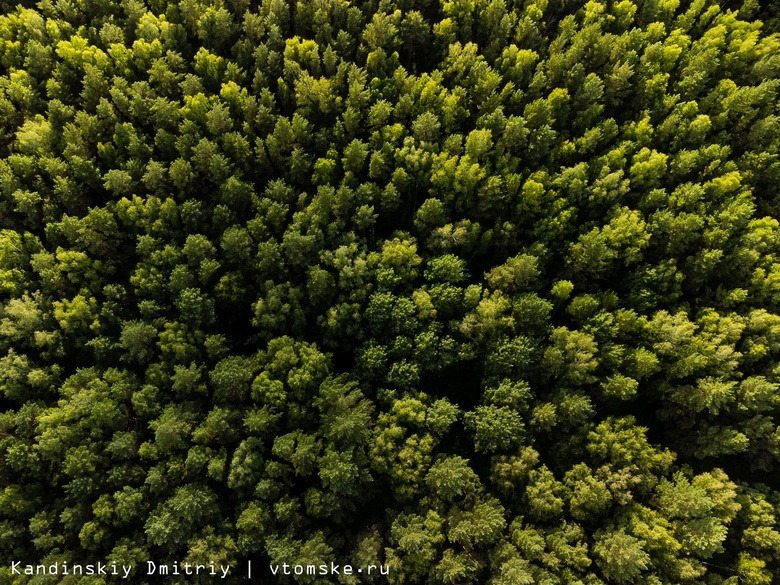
[2,0,780,583]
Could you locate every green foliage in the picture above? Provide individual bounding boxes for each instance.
[2,0,780,582]
[593,529,651,583]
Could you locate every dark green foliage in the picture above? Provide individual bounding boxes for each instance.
[2,0,780,583]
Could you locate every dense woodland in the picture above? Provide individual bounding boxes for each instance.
[2,0,780,582]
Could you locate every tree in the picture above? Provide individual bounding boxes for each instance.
[593,529,650,583]
[2,0,780,582]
